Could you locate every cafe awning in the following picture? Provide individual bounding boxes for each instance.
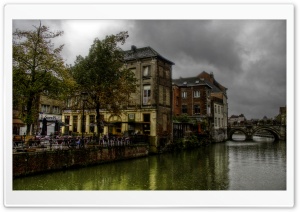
[13,118,25,126]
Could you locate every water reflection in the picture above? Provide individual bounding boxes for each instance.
[13,139,286,190]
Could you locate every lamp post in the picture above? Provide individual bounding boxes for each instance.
[81,92,88,148]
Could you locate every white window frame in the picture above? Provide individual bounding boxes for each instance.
[41,104,50,113]
[182,91,187,99]
[193,90,200,98]
[143,85,151,105]
[52,106,60,114]
[143,66,151,77]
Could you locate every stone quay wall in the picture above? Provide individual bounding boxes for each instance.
[13,145,149,178]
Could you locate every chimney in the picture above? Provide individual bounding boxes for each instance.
[210,72,214,79]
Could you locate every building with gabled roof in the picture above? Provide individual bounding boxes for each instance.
[172,71,228,141]
[124,46,175,65]
[62,45,175,153]
[228,114,247,126]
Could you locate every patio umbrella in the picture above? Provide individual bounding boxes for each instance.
[41,117,47,136]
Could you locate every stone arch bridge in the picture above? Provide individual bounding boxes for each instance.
[228,125,286,141]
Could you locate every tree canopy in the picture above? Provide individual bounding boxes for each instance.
[13,22,74,134]
[70,31,137,138]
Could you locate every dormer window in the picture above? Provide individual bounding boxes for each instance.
[183,82,187,85]
[195,80,199,84]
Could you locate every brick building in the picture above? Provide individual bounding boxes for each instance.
[172,77,212,117]
[172,71,228,139]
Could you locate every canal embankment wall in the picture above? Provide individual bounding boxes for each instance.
[13,145,149,178]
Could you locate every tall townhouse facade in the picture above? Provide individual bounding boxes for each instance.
[17,95,64,136]
[172,71,228,140]
[198,71,228,131]
[61,46,174,153]
[38,95,63,135]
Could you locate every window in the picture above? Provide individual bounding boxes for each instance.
[66,99,71,108]
[143,113,150,122]
[143,85,151,105]
[143,66,151,77]
[52,106,60,114]
[41,104,50,113]
[73,116,78,132]
[215,118,217,127]
[214,105,217,114]
[194,90,200,98]
[176,96,179,106]
[182,105,188,114]
[74,96,79,106]
[194,105,200,114]
[128,114,135,121]
[182,91,187,99]
[143,114,150,135]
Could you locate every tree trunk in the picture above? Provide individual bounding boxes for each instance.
[26,94,34,135]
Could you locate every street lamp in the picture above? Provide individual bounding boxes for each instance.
[81,91,88,148]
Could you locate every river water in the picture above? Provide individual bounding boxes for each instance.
[13,137,286,190]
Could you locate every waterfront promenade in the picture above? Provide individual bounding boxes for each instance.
[13,135,149,178]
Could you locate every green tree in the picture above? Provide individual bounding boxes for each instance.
[173,114,193,123]
[70,31,137,141]
[13,22,73,135]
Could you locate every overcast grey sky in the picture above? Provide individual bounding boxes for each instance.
[13,19,286,120]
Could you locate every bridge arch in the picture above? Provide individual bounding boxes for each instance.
[228,128,249,141]
[252,126,280,141]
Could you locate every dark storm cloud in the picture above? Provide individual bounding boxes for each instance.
[126,20,286,119]
[12,19,286,119]
[129,20,244,76]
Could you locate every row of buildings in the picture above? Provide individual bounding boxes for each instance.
[13,46,228,152]
[228,106,286,126]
